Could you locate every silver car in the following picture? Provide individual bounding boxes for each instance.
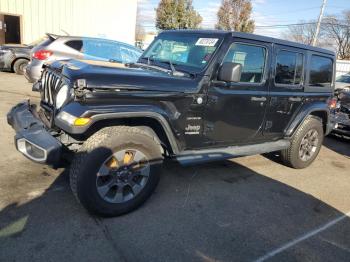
[25,34,143,83]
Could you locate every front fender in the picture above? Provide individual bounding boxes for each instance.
[54,102,181,154]
[285,102,331,137]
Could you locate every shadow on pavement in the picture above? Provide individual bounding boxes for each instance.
[324,135,350,158]
[0,159,349,262]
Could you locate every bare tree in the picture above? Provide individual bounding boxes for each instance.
[216,0,255,33]
[322,11,350,60]
[284,21,317,45]
[135,24,146,42]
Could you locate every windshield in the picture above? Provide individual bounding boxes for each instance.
[141,34,223,73]
[336,75,350,83]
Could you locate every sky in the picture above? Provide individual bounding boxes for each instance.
[137,0,349,38]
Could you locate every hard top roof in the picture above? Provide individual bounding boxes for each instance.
[161,30,335,56]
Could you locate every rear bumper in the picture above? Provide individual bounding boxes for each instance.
[24,61,42,83]
[7,101,63,167]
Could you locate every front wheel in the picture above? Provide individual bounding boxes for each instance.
[70,126,163,217]
[281,116,324,169]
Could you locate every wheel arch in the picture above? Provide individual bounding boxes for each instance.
[11,57,29,71]
[285,105,329,137]
[80,115,180,156]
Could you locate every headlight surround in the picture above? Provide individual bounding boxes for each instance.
[55,84,69,109]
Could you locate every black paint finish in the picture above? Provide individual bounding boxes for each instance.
[37,30,335,156]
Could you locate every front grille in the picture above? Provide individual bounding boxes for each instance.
[41,69,63,107]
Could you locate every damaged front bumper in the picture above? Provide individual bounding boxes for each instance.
[332,112,350,137]
[7,101,63,167]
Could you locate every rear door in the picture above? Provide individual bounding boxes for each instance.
[205,39,271,147]
[264,45,306,139]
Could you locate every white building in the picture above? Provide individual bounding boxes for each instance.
[0,0,137,45]
[336,60,350,78]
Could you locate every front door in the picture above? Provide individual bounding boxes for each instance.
[204,39,271,147]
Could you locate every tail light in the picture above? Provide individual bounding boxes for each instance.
[328,97,338,109]
[32,50,53,60]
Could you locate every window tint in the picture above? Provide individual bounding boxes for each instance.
[309,55,333,87]
[223,43,266,83]
[65,40,83,52]
[275,50,303,85]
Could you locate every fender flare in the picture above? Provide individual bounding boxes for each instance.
[285,102,330,137]
[55,110,181,154]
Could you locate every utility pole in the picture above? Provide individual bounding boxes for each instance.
[312,0,327,46]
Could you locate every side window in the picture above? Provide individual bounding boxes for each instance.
[309,55,333,87]
[223,43,266,83]
[65,40,83,52]
[275,50,303,85]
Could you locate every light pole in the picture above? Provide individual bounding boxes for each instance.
[312,0,327,46]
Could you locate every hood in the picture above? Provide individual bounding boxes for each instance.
[339,91,350,107]
[335,82,350,90]
[46,59,199,93]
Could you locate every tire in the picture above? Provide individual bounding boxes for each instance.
[281,116,324,169]
[70,126,163,217]
[13,59,28,75]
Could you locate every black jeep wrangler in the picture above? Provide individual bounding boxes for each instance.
[7,30,336,217]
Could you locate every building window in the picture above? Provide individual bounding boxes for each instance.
[309,55,333,87]
[275,50,303,85]
[223,43,266,83]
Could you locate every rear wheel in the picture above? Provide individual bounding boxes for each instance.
[281,116,324,169]
[13,59,28,75]
[70,126,163,217]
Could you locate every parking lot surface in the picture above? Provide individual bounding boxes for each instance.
[0,72,349,262]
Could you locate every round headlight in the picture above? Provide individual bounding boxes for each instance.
[55,84,69,109]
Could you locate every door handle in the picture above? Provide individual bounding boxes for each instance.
[289,97,302,102]
[251,96,267,102]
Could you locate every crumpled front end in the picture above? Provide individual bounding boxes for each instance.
[7,101,64,167]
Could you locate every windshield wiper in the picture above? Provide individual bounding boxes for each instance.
[161,60,189,77]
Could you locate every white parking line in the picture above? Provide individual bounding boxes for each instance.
[254,211,350,262]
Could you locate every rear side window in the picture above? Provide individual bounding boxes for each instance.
[309,55,333,87]
[275,50,303,85]
[65,40,83,52]
[223,43,266,83]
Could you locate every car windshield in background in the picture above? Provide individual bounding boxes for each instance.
[142,34,223,73]
[81,39,142,63]
[336,74,350,83]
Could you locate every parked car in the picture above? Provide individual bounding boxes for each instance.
[0,37,46,75]
[25,33,143,83]
[332,89,350,138]
[335,73,350,91]
[8,30,336,217]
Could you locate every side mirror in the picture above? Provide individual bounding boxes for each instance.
[218,62,242,83]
